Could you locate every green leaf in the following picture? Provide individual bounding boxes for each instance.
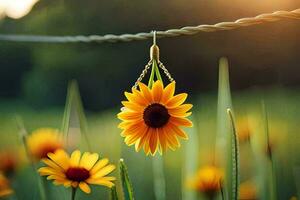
[227,109,239,200]
[119,159,134,200]
[110,186,119,200]
[154,59,163,84]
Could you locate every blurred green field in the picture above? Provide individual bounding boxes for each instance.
[1,86,299,200]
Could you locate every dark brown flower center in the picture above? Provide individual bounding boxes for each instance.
[66,167,90,182]
[143,103,170,128]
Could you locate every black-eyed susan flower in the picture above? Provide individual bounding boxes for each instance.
[0,172,13,198]
[239,180,257,200]
[188,166,223,199]
[38,149,116,194]
[27,128,63,160]
[0,150,19,176]
[117,80,193,155]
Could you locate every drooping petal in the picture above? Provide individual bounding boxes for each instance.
[149,128,159,155]
[169,117,193,127]
[168,123,189,139]
[79,182,91,194]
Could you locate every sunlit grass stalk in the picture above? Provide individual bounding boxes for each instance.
[153,155,166,200]
[182,116,198,200]
[119,159,134,200]
[110,186,119,200]
[261,101,277,200]
[227,109,239,200]
[216,57,233,200]
[62,80,92,151]
[15,116,47,200]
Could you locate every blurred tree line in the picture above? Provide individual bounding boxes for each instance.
[0,0,300,110]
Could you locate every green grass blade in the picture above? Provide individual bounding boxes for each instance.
[215,57,233,200]
[119,159,134,200]
[227,109,240,200]
[15,116,47,200]
[110,186,119,200]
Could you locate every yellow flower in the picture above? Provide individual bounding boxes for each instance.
[188,166,223,198]
[0,150,18,175]
[0,172,13,197]
[118,80,193,155]
[38,149,116,194]
[239,180,257,200]
[27,128,63,160]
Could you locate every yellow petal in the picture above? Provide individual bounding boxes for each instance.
[161,81,175,103]
[149,129,158,155]
[79,182,91,194]
[170,117,193,127]
[152,80,163,102]
[121,101,144,112]
[42,158,63,171]
[47,149,70,170]
[117,111,142,121]
[166,93,188,108]
[70,150,81,167]
[38,167,65,177]
[90,158,109,175]
[80,152,99,170]
[92,164,116,179]
[138,82,153,103]
[169,123,189,139]
[87,179,114,188]
[168,104,193,117]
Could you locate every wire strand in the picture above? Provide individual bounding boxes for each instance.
[0,8,299,44]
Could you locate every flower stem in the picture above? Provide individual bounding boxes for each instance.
[71,187,77,200]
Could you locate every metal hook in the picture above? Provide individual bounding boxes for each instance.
[150,30,159,61]
[153,30,157,45]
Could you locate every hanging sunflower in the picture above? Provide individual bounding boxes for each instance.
[38,149,115,195]
[117,40,193,155]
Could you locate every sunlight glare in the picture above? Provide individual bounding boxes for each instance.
[0,0,39,19]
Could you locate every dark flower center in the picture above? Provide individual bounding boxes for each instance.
[143,103,170,128]
[40,146,60,159]
[66,167,90,182]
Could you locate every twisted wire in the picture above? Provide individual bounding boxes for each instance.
[0,8,299,44]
